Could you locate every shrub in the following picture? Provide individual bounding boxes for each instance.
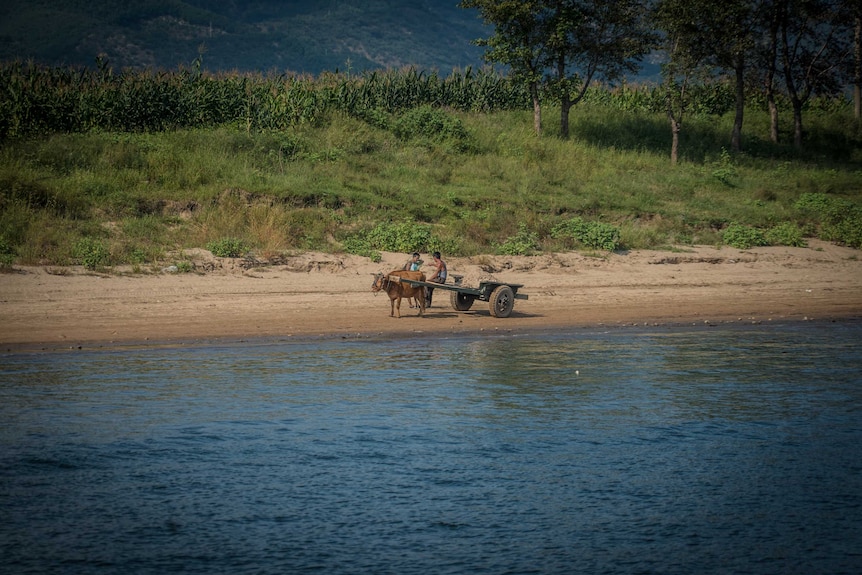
[794,192,833,215]
[0,236,14,270]
[365,221,432,253]
[341,235,381,262]
[823,214,862,248]
[722,223,767,249]
[392,105,475,152]
[765,222,806,247]
[794,193,862,248]
[551,217,621,251]
[711,148,737,186]
[206,237,247,257]
[498,223,540,255]
[355,107,391,131]
[73,237,110,269]
[341,221,441,261]
[427,235,463,257]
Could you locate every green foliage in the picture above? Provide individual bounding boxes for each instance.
[0,91,859,267]
[765,222,806,247]
[795,193,862,248]
[206,237,247,258]
[711,148,737,186]
[0,236,14,270]
[426,235,463,258]
[339,221,455,262]
[175,260,194,273]
[360,221,432,253]
[722,223,767,249]
[340,236,382,262]
[392,106,476,152]
[341,221,431,262]
[498,223,540,255]
[823,216,862,249]
[551,218,621,251]
[581,82,740,116]
[794,192,834,215]
[0,62,522,138]
[460,0,551,97]
[73,237,110,269]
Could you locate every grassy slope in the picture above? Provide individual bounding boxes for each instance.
[1,102,860,269]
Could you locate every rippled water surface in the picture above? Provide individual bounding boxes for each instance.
[2,322,861,574]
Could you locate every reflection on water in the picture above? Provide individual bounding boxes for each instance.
[2,322,861,574]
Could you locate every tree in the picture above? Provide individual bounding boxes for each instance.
[462,0,655,139]
[653,0,714,164]
[850,0,862,120]
[755,0,784,143]
[460,0,549,135]
[656,0,764,154]
[778,0,852,149]
[544,0,655,139]
[701,0,765,152]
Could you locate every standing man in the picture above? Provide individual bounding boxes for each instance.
[425,251,447,308]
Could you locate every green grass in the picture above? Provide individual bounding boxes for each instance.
[1,103,861,268]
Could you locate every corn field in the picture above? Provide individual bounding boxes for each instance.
[0,61,531,138]
[578,81,848,117]
[1,60,850,139]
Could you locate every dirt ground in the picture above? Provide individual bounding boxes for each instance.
[2,240,861,352]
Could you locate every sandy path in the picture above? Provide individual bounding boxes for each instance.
[1,240,860,351]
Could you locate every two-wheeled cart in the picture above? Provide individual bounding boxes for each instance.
[396,274,528,318]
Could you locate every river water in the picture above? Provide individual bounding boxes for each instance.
[2,322,861,574]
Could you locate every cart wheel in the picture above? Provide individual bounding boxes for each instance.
[489,285,515,318]
[450,291,475,311]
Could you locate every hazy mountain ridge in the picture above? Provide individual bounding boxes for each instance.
[0,0,488,74]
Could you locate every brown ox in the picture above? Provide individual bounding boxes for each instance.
[371,270,427,318]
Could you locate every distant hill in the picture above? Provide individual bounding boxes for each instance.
[0,0,490,75]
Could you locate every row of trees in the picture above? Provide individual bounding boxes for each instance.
[462,0,859,162]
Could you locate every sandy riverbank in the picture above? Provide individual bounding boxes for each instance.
[2,240,861,352]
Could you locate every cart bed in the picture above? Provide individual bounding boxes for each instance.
[390,275,528,318]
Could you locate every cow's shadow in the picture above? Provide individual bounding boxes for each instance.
[422,309,540,319]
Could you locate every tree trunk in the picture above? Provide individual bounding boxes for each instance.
[731,55,745,152]
[556,55,573,139]
[665,70,684,166]
[560,95,571,139]
[766,0,781,142]
[856,15,861,121]
[768,95,779,143]
[780,2,803,150]
[530,81,542,137]
[670,116,681,165]
[792,99,804,149]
